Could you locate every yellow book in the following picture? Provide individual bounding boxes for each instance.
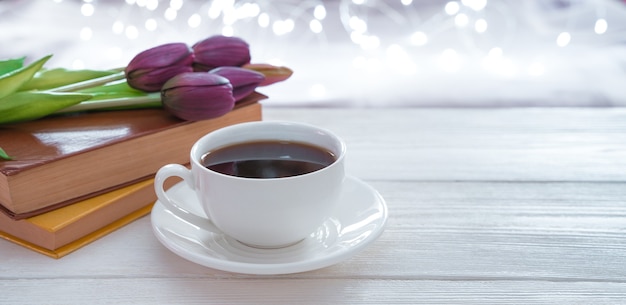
[0,178,158,258]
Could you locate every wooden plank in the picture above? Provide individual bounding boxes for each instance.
[264,108,626,181]
[1,181,624,281]
[0,278,625,305]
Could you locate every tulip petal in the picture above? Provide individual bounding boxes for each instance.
[242,63,293,86]
[125,43,195,92]
[162,72,230,90]
[192,35,251,72]
[127,43,193,69]
[161,72,235,121]
[209,66,264,101]
[128,64,193,92]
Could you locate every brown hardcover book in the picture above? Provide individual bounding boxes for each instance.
[0,177,161,258]
[0,93,264,219]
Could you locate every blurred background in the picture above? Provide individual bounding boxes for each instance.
[1,0,625,107]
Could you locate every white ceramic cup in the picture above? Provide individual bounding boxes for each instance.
[154,121,346,248]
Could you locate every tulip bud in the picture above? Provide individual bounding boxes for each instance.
[125,43,194,92]
[209,67,264,102]
[161,72,235,121]
[192,35,251,72]
[242,63,293,86]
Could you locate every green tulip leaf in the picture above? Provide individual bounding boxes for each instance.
[0,54,52,100]
[0,147,12,161]
[0,57,25,75]
[0,91,92,124]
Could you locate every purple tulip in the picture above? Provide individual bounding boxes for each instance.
[161,72,235,121]
[192,35,251,72]
[125,43,194,92]
[209,67,265,101]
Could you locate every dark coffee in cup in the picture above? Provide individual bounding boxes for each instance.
[201,140,336,178]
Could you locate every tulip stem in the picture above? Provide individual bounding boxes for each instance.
[50,71,126,92]
[55,93,161,114]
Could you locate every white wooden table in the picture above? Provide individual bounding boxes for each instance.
[1,107,626,304]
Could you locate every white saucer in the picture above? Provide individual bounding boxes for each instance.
[151,175,388,275]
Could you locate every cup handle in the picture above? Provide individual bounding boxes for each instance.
[154,164,221,233]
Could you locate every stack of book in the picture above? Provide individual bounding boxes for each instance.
[0,93,264,258]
